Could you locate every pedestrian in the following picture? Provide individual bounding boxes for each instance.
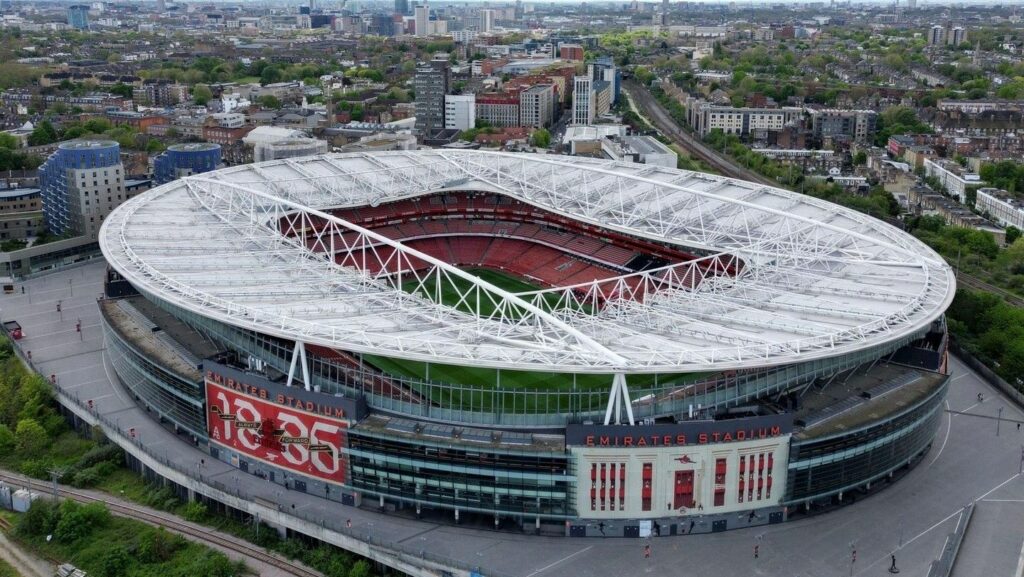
[889,553,899,574]
[346,519,352,529]
[1017,422,1020,432]
[20,286,24,294]
[688,520,695,534]
[754,544,759,559]
[643,544,651,559]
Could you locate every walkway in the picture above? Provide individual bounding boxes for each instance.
[2,262,1023,577]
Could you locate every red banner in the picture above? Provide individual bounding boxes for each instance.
[206,381,349,485]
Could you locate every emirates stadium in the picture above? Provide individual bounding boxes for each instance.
[97,150,955,537]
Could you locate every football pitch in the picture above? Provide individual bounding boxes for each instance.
[365,267,705,412]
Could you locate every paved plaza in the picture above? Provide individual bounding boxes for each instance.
[2,261,1022,577]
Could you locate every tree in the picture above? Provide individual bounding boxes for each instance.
[109,83,133,99]
[27,121,58,146]
[14,418,47,456]
[0,423,13,451]
[96,545,131,577]
[348,560,372,577]
[853,150,867,166]
[530,127,551,148]
[1006,226,1021,246]
[192,84,213,106]
[0,133,18,150]
[258,95,282,109]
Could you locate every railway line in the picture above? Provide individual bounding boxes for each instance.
[957,272,1024,308]
[0,472,322,577]
[623,80,779,188]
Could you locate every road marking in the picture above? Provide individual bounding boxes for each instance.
[525,546,594,577]
[1016,539,1024,577]
[858,472,1022,575]
[981,499,1024,503]
[929,400,953,467]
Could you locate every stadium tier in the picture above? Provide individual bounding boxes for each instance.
[98,151,955,536]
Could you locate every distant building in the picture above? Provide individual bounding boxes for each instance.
[153,143,222,185]
[519,84,555,128]
[559,44,585,61]
[928,25,945,46]
[253,138,328,162]
[601,135,678,168]
[975,188,1024,231]
[475,92,521,127]
[0,188,43,241]
[572,75,594,125]
[395,0,409,15]
[39,140,125,238]
[948,26,966,46]
[478,8,494,32]
[808,109,877,144]
[924,158,984,204]
[414,4,429,37]
[444,94,476,131]
[414,54,450,134]
[687,101,803,138]
[67,4,90,30]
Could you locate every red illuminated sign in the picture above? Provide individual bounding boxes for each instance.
[205,381,349,485]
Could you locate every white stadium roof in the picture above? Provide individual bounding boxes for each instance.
[100,150,955,375]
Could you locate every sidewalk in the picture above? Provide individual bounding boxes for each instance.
[0,530,54,577]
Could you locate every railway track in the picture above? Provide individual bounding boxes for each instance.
[0,473,322,577]
[623,80,779,188]
[957,273,1024,308]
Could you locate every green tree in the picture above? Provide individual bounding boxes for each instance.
[96,545,131,577]
[14,418,47,456]
[192,84,213,106]
[0,423,13,451]
[1006,226,1021,246]
[348,560,372,577]
[530,127,551,148]
[0,133,18,150]
[258,95,282,109]
[853,150,867,166]
[27,120,58,146]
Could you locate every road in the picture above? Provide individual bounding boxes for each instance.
[3,262,1024,577]
[623,79,779,187]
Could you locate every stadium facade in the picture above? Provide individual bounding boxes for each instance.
[98,151,955,536]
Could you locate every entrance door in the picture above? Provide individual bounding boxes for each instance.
[674,470,695,510]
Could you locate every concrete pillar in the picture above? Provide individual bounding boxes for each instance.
[379,495,384,510]
[535,516,541,535]
[416,503,421,518]
[454,508,460,524]
[187,488,196,503]
[838,492,843,501]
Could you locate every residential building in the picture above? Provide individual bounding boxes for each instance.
[67,4,90,30]
[38,140,126,239]
[923,158,984,203]
[519,84,555,128]
[476,92,521,127]
[0,188,42,241]
[154,143,222,185]
[572,75,594,125]
[414,54,451,134]
[414,4,429,37]
[687,102,802,138]
[593,80,612,117]
[948,26,966,46]
[928,25,945,46]
[395,0,409,15]
[808,109,878,144]
[479,9,494,32]
[592,57,620,104]
[559,44,585,61]
[976,188,1024,231]
[444,94,476,131]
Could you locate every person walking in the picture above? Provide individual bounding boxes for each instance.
[643,544,651,559]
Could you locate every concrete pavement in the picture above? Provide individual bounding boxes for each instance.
[2,261,1023,577]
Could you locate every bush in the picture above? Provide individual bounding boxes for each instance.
[138,527,182,563]
[96,545,130,577]
[182,500,207,522]
[70,469,100,487]
[17,499,59,537]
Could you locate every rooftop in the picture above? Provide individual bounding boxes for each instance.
[100,151,955,374]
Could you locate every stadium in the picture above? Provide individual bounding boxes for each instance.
[98,150,955,537]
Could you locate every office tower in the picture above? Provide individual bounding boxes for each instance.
[414,54,451,134]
